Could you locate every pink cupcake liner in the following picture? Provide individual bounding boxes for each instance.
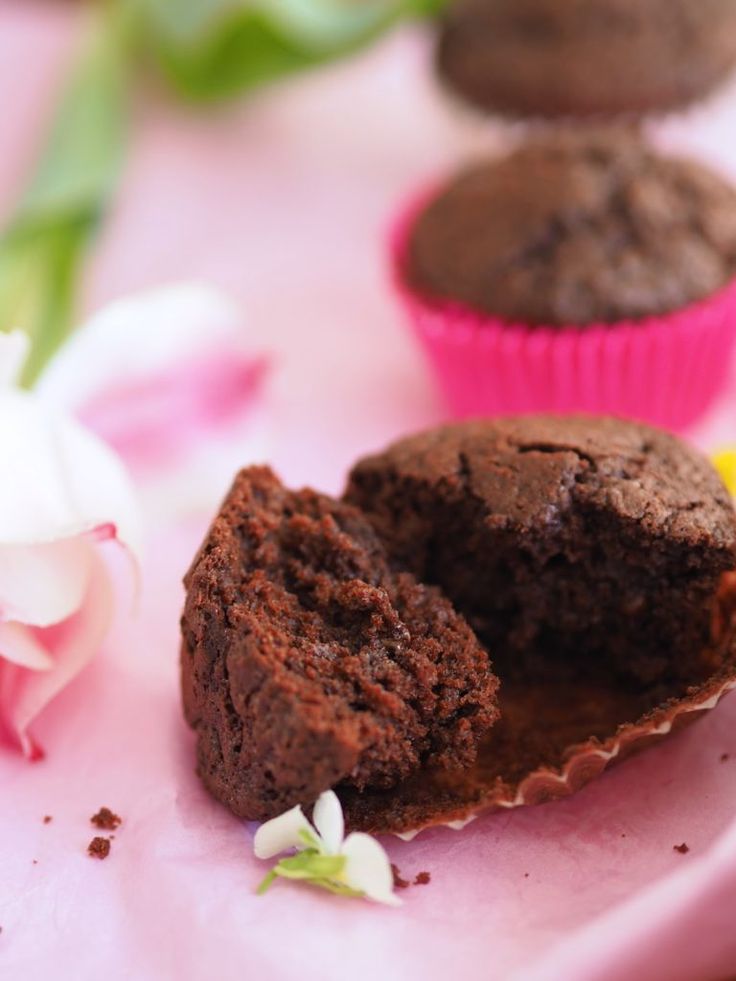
[391,192,736,431]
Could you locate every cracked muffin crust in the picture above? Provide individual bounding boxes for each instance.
[406,130,736,326]
[436,0,736,120]
[346,415,736,690]
[181,466,499,821]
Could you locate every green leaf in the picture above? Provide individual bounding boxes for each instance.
[257,848,366,898]
[274,850,347,880]
[139,0,448,102]
[0,3,131,385]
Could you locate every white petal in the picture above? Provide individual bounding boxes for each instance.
[37,282,252,414]
[253,805,313,860]
[0,331,30,387]
[36,282,268,475]
[341,832,402,907]
[0,622,53,670]
[0,537,94,627]
[312,790,345,855]
[0,388,141,556]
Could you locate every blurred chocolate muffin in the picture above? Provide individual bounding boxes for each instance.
[406,129,736,325]
[436,0,736,119]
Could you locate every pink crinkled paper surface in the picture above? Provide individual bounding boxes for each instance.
[3,4,736,980]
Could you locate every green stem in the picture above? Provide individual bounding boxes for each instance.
[0,1,135,387]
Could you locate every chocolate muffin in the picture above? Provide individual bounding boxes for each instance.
[181,466,499,821]
[406,130,736,326]
[436,0,736,119]
[346,416,736,691]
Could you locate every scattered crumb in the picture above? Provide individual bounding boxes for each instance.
[391,864,410,890]
[88,837,111,860]
[621,833,626,838]
[721,753,730,763]
[673,843,689,854]
[32,860,37,865]
[42,815,52,825]
[414,872,431,886]
[524,872,529,878]
[90,807,122,831]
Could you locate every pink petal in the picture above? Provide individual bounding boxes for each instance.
[77,350,269,470]
[37,283,271,472]
[0,548,113,756]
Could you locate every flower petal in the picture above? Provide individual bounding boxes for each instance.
[341,832,402,907]
[0,537,94,627]
[0,331,30,387]
[0,622,53,670]
[0,388,141,556]
[36,282,270,472]
[0,548,113,756]
[254,805,314,860]
[312,790,345,855]
[713,449,736,497]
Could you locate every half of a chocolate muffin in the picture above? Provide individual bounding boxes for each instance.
[181,466,499,822]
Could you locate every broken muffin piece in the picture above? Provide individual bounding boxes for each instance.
[346,415,736,691]
[181,466,499,821]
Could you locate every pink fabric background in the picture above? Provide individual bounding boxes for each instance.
[2,4,736,979]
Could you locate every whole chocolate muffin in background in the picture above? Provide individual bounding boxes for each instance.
[346,415,736,691]
[436,0,736,119]
[181,466,499,821]
[406,129,736,326]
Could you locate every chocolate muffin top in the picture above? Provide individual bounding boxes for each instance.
[350,415,736,545]
[346,415,736,687]
[181,466,498,821]
[406,131,736,325]
[436,0,736,119]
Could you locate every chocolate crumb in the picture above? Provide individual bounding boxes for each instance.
[621,833,626,838]
[721,753,730,763]
[524,872,529,878]
[32,860,37,865]
[42,815,52,825]
[88,837,111,860]
[674,842,690,854]
[91,807,121,831]
[391,864,410,890]
[414,871,431,886]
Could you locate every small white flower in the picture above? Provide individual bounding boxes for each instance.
[254,790,401,907]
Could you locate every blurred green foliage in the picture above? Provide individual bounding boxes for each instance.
[0,0,446,383]
[139,0,447,100]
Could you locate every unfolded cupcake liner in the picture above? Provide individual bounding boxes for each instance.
[342,647,736,839]
[393,670,736,840]
[339,576,736,838]
[391,193,736,431]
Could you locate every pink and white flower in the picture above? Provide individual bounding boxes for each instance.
[0,281,269,756]
[0,333,141,757]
